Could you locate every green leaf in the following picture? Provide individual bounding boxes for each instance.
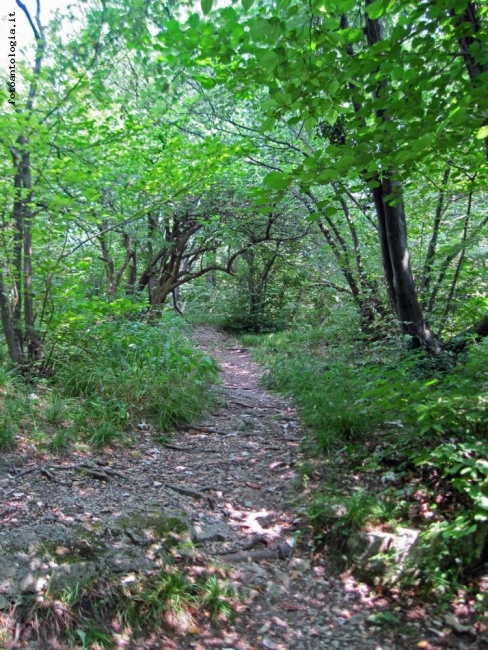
[476,125,488,140]
[242,0,255,10]
[328,79,340,95]
[365,0,390,20]
[259,117,276,132]
[325,109,338,126]
[257,50,279,71]
[250,19,271,41]
[201,0,213,15]
[263,171,290,190]
[411,133,433,151]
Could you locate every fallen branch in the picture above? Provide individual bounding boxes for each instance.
[81,468,110,481]
[162,443,194,452]
[16,465,38,477]
[163,442,212,451]
[46,462,127,479]
[219,535,268,556]
[41,467,57,482]
[219,542,293,563]
[184,424,228,435]
[100,467,127,479]
[164,483,216,509]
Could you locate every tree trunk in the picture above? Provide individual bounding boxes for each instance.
[0,1,45,366]
[448,1,488,157]
[363,0,441,351]
[0,269,24,364]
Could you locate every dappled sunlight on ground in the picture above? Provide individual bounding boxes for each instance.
[1,326,484,648]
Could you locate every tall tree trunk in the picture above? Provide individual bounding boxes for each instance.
[448,1,488,157]
[363,0,441,351]
[0,269,24,363]
[421,166,451,307]
[0,1,45,365]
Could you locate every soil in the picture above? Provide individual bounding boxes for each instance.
[0,325,484,649]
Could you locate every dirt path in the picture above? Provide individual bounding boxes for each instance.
[184,326,396,650]
[1,326,472,649]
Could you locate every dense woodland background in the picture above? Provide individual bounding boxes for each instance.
[1,0,488,629]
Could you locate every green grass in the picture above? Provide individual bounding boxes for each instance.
[240,326,383,452]
[0,366,35,448]
[10,565,238,648]
[237,323,488,596]
[0,312,218,451]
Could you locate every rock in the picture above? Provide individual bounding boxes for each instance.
[266,581,285,597]
[125,530,147,546]
[262,637,276,649]
[50,561,98,591]
[104,551,154,574]
[347,527,420,584]
[349,613,366,626]
[192,522,230,542]
[273,568,290,586]
[20,572,39,594]
[0,560,18,593]
[444,613,473,634]
[116,509,192,548]
[288,557,309,573]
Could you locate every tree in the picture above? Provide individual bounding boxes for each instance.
[157,0,487,348]
[1,0,45,364]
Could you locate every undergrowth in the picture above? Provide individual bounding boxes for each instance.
[240,323,488,601]
[8,565,237,648]
[0,312,217,451]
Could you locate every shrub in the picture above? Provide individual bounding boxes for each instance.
[53,313,218,440]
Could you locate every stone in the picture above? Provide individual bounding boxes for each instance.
[349,613,366,626]
[444,613,473,634]
[262,637,276,649]
[50,561,98,591]
[288,557,309,573]
[125,529,147,546]
[104,551,153,574]
[116,509,192,548]
[0,560,18,592]
[347,527,420,584]
[20,572,39,594]
[273,568,290,586]
[266,581,285,597]
[192,522,230,542]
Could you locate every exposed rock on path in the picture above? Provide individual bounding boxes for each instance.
[0,325,479,648]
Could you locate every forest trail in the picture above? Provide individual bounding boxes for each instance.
[181,325,395,650]
[0,326,473,649]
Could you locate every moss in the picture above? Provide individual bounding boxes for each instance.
[116,510,191,548]
[40,535,107,564]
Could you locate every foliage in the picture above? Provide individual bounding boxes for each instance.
[241,322,488,596]
[0,367,35,448]
[417,439,488,523]
[1,0,488,614]
[13,565,237,647]
[0,312,217,451]
[307,489,379,541]
[364,340,488,439]
[242,322,381,451]
[53,312,218,439]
